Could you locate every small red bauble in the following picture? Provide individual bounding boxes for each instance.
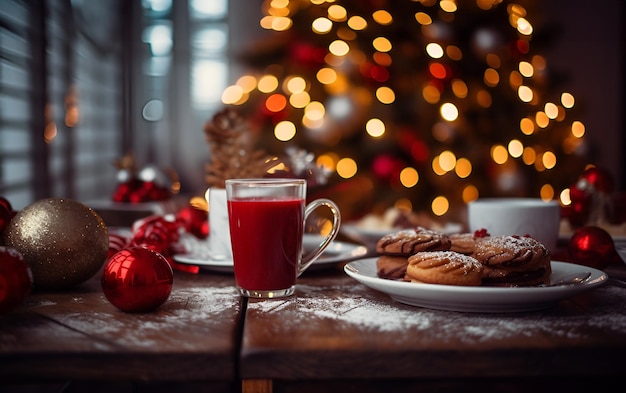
[568,226,618,270]
[176,205,209,239]
[101,247,173,313]
[579,167,614,194]
[0,246,33,314]
[0,203,10,237]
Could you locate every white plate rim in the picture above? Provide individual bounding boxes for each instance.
[173,235,368,271]
[344,259,608,313]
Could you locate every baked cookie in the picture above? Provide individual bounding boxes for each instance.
[472,235,551,287]
[376,255,410,280]
[406,251,484,286]
[449,229,490,255]
[376,226,451,256]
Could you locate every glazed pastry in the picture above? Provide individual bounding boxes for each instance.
[406,251,484,286]
[376,226,451,256]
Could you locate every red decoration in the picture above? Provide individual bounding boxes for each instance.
[107,232,130,259]
[568,226,619,270]
[579,167,614,194]
[112,178,171,203]
[0,246,33,314]
[101,247,173,313]
[0,202,10,238]
[176,205,209,239]
[130,215,180,255]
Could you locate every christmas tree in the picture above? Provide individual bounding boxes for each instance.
[219,0,589,222]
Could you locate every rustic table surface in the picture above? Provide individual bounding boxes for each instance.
[2,254,626,393]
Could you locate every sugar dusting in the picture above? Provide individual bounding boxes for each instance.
[27,286,240,350]
[248,282,626,344]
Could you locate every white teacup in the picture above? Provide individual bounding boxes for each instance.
[468,198,560,252]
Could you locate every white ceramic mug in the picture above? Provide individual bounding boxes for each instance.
[468,198,560,252]
[206,188,232,261]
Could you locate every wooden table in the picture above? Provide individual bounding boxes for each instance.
[2,259,626,393]
[240,263,626,393]
[0,271,243,393]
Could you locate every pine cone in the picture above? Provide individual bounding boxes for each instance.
[203,109,277,188]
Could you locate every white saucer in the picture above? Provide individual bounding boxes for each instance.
[344,259,608,313]
[174,234,367,273]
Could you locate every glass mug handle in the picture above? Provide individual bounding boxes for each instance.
[297,198,341,277]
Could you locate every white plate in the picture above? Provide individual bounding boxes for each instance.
[344,259,608,313]
[341,222,463,249]
[173,234,367,273]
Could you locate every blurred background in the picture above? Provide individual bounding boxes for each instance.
[0,0,624,225]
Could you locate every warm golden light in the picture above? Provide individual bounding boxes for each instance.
[271,16,292,31]
[522,146,536,165]
[431,196,449,216]
[329,40,350,56]
[274,121,296,141]
[400,167,419,188]
[540,184,555,201]
[520,117,535,135]
[347,15,367,30]
[544,102,558,119]
[316,68,337,85]
[516,17,533,35]
[542,151,556,169]
[483,68,500,87]
[491,145,508,164]
[258,75,279,93]
[571,120,585,138]
[455,157,472,178]
[438,150,456,172]
[439,0,457,13]
[508,139,524,158]
[337,157,358,178]
[440,102,458,121]
[286,76,306,94]
[317,153,338,171]
[463,185,479,203]
[426,43,444,59]
[372,10,393,25]
[366,118,385,138]
[415,12,432,25]
[327,5,347,21]
[289,91,311,108]
[423,84,441,104]
[304,101,325,121]
[236,75,257,92]
[312,17,333,34]
[373,37,392,52]
[535,111,549,128]
[561,92,575,108]
[376,86,395,104]
[518,85,533,102]
[519,61,534,77]
[560,188,571,206]
[222,85,244,104]
[451,79,468,98]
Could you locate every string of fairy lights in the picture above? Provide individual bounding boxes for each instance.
[220,0,587,217]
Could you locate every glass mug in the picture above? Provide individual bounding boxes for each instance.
[225,178,341,298]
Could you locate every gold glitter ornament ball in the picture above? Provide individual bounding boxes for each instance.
[2,198,109,289]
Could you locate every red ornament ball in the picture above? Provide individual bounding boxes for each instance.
[0,246,33,314]
[568,226,618,270]
[579,167,614,194]
[176,205,209,239]
[102,247,173,313]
